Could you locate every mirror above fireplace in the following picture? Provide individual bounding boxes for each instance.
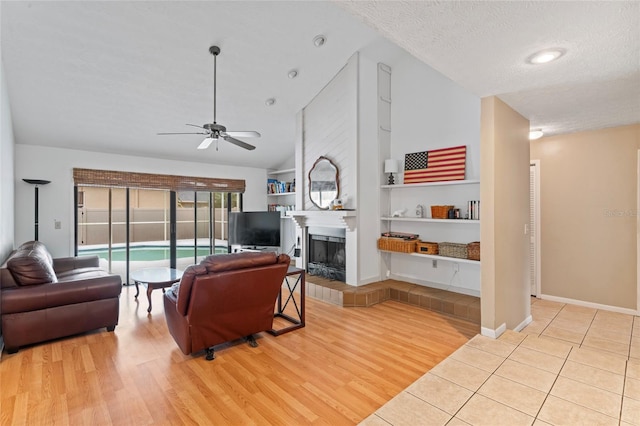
[308,156,339,210]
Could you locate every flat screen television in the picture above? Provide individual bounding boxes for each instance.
[229,211,281,248]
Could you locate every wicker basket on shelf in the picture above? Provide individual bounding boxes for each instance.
[377,237,417,253]
[438,242,468,259]
[467,242,480,261]
[430,205,453,219]
[415,241,438,255]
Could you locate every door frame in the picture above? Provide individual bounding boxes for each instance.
[637,150,640,314]
[530,160,541,297]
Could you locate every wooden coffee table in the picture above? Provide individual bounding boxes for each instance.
[131,267,183,313]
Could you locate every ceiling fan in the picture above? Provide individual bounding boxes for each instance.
[158,45,259,151]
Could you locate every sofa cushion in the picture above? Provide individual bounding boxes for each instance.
[55,267,105,280]
[7,248,57,286]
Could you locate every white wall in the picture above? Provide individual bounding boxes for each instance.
[390,56,480,180]
[301,55,358,211]
[0,61,15,261]
[1,61,16,349]
[386,50,482,295]
[15,145,268,257]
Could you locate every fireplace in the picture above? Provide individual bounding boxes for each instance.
[307,226,346,281]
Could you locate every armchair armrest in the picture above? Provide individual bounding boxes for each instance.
[53,255,100,273]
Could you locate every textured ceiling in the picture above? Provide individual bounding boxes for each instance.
[2,1,639,170]
[338,0,640,136]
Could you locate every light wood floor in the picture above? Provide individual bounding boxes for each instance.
[0,284,479,425]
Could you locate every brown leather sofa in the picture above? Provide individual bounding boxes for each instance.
[1,241,122,354]
[164,251,290,360]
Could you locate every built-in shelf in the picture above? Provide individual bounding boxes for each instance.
[381,217,479,224]
[267,192,296,197]
[379,249,480,265]
[268,168,295,175]
[381,179,480,189]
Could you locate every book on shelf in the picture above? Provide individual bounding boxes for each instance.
[267,179,295,194]
[268,204,295,212]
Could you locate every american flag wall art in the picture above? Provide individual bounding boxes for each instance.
[403,145,467,184]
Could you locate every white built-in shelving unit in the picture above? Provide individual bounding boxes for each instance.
[380,179,481,264]
[267,168,297,255]
[379,177,481,296]
[267,168,296,217]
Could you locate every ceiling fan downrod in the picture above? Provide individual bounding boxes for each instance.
[209,45,220,125]
[157,44,258,151]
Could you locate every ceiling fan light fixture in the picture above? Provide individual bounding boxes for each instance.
[313,35,326,47]
[529,130,544,140]
[288,69,299,79]
[526,48,565,65]
[265,98,276,106]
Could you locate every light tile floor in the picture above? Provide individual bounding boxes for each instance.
[361,298,640,425]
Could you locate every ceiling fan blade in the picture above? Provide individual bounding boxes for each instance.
[197,137,215,150]
[185,123,206,129]
[224,131,261,138]
[158,132,208,135]
[223,135,256,150]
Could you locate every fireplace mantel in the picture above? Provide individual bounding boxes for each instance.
[287,210,357,231]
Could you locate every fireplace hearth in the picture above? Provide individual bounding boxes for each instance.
[307,227,346,282]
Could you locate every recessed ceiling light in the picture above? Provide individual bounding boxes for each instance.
[313,35,326,47]
[529,130,544,140]
[526,48,565,65]
[288,69,299,79]
[265,98,276,106]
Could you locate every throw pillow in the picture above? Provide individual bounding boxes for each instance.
[8,248,58,286]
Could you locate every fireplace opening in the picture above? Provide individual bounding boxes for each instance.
[307,226,346,282]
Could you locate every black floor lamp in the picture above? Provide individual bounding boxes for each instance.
[23,179,51,241]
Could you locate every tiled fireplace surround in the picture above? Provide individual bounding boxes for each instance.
[305,277,481,325]
[288,210,481,325]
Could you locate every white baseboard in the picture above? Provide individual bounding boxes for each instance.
[539,293,638,316]
[481,323,506,339]
[388,273,481,297]
[514,315,533,332]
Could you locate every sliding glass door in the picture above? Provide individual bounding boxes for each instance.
[76,186,240,283]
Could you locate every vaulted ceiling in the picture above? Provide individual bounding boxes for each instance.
[2,1,638,170]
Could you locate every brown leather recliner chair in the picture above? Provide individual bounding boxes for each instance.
[163,251,290,360]
[1,241,122,354]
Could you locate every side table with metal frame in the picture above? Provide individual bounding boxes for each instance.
[268,266,305,336]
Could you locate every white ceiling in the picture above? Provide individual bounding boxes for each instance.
[2,1,639,171]
[338,0,640,137]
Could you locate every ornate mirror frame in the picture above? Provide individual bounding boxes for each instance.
[308,156,340,210]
